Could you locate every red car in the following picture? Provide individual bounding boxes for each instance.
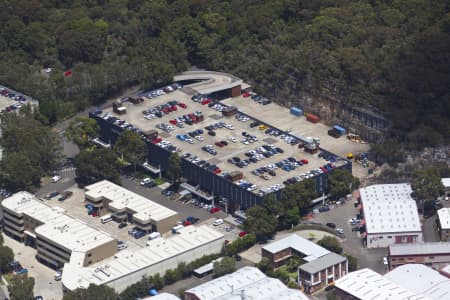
[183,220,192,226]
[151,138,163,144]
[170,105,178,111]
[239,231,248,237]
[301,159,309,164]
[210,207,221,213]
[213,168,222,174]
[178,102,187,109]
[215,142,224,148]
[242,92,251,98]
[320,166,328,173]
[162,108,170,114]
[201,99,212,105]
[169,119,177,125]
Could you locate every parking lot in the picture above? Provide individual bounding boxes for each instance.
[99,86,366,196]
[0,85,36,112]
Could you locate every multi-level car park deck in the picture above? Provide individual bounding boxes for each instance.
[91,71,366,210]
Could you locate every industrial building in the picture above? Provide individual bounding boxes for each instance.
[1,192,117,269]
[184,266,310,300]
[90,71,362,211]
[335,264,450,300]
[388,242,450,269]
[358,183,423,248]
[61,225,224,293]
[84,180,179,233]
[262,234,348,293]
[442,178,450,199]
[437,208,450,241]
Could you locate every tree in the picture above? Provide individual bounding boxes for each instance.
[0,246,14,273]
[8,274,34,300]
[213,256,236,278]
[345,254,358,271]
[262,194,283,217]
[318,236,343,254]
[167,153,182,183]
[412,166,445,202]
[328,169,360,199]
[279,207,300,229]
[63,284,118,300]
[244,205,278,241]
[256,257,274,276]
[0,108,63,191]
[65,117,99,149]
[280,179,317,213]
[114,130,147,172]
[75,148,121,185]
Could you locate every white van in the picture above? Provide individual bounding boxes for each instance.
[148,232,161,240]
[213,219,224,226]
[100,214,112,223]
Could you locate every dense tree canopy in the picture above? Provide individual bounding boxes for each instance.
[327,169,360,199]
[74,148,121,185]
[0,0,448,150]
[0,106,63,191]
[411,166,445,202]
[8,274,34,300]
[62,284,118,300]
[113,130,147,172]
[65,116,99,149]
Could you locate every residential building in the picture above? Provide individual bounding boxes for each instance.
[335,264,450,300]
[358,183,423,248]
[437,208,450,241]
[1,192,116,269]
[262,234,348,293]
[84,180,179,233]
[388,242,450,269]
[62,225,224,293]
[184,266,310,300]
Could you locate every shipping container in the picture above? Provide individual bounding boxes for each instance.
[333,125,346,135]
[290,107,303,117]
[328,128,342,138]
[306,113,320,123]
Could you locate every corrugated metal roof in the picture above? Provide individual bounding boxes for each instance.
[389,242,450,256]
[360,183,421,234]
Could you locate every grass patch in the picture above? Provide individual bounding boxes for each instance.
[154,177,166,185]
[3,273,14,284]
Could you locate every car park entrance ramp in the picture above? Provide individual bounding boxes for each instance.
[174,71,242,96]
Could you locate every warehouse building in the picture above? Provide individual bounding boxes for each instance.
[388,242,450,270]
[1,192,117,269]
[437,208,450,241]
[262,234,347,294]
[184,266,310,300]
[62,225,224,293]
[358,183,423,248]
[84,180,178,233]
[90,71,356,211]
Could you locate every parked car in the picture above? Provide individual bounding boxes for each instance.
[318,206,330,213]
[118,222,128,229]
[238,231,248,237]
[326,222,336,229]
[210,207,221,213]
[51,175,61,183]
[213,219,224,226]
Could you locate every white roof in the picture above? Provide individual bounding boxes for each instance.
[442,178,450,188]
[186,266,309,300]
[61,225,224,290]
[437,208,450,230]
[440,264,450,278]
[385,264,450,300]
[2,192,115,266]
[85,180,177,223]
[142,293,181,300]
[335,268,429,300]
[360,184,421,234]
[389,242,450,256]
[262,234,329,262]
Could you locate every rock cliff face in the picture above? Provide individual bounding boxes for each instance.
[288,93,390,143]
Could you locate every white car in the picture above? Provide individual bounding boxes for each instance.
[118,242,128,251]
[51,175,61,183]
[383,256,388,265]
[213,219,224,226]
[195,136,204,141]
[54,271,62,281]
[140,178,152,186]
[336,228,344,234]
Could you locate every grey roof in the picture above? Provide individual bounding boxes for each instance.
[185,266,310,300]
[262,234,329,262]
[389,242,450,256]
[299,252,347,274]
